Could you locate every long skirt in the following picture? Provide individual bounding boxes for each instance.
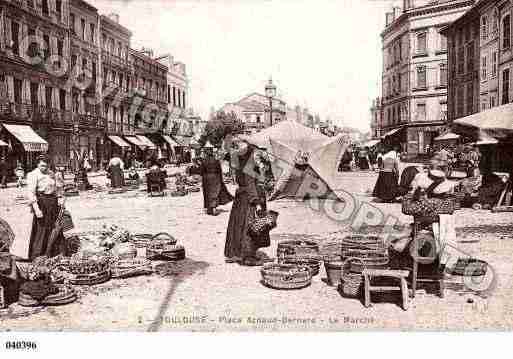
[359,157,369,170]
[202,173,234,209]
[373,171,399,202]
[28,194,64,260]
[110,164,124,188]
[224,189,269,260]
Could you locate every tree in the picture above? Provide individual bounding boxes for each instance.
[199,110,243,147]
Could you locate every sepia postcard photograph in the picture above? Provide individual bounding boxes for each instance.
[0,0,512,349]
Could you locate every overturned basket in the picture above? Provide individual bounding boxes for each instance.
[68,269,111,285]
[261,263,312,290]
[111,258,153,279]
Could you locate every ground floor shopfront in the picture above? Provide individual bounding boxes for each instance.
[382,123,446,160]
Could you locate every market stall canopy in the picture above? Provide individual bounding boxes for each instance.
[2,124,48,152]
[136,135,156,149]
[452,102,513,139]
[124,136,147,150]
[162,135,179,147]
[474,131,499,145]
[0,139,7,146]
[362,139,380,147]
[434,132,460,141]
[107,135,130,148]
[246,121,330,152]
[269,134,349,201]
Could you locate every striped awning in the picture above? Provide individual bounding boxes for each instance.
[125,136,147,149]
[107,135,130,148]
[162,135,179,147]
[2,124,48,152]
[0,139,7,147]
[136,135,156,149]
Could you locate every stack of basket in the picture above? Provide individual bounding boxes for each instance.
[338,235,389,298]
[146,233,186,261]
[276,240,321,277]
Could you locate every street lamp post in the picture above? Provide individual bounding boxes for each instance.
[265,78,277,127]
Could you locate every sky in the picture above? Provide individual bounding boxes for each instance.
[90,0,399,132]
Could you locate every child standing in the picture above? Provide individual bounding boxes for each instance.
[15,161,25,188]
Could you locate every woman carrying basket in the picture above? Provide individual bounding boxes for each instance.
[224,137,270,266]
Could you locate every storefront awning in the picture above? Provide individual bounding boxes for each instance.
[382,127,402,138]
[452,102,513,139]
[125,136,147,150]
[136,135,156,149]
[162,135,179,147]
[2,124,48,152]
[108,135,130,148]
[0,139,7,147]
[434,132,460,141]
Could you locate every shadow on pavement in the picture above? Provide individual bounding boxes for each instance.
[148,258,210,332]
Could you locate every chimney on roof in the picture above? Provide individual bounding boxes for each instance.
[108,13,119,23]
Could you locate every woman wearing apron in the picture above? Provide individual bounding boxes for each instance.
[26,156,65,260]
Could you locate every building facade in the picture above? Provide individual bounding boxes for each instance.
[379,0,474,158]
[0,0,72,169]
[370,97,383,138]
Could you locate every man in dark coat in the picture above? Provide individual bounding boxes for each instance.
[191,143,233,215]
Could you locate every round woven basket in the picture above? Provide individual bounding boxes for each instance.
[130,233,154,248]
[42,285,77,306]
[341,248,389,273]
[111,258,153,279]
[261,263,312,290]
[340,258,364,298]
[281,258,321,276]
[146,244,185,261]
[276,240,320,261]
[68,269,111,285]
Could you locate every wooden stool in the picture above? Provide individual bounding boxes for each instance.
[363,269,410,311]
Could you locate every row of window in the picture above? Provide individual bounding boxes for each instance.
[481,13,499,41]
[70,12,96,45]
[385,64,447,95]
[481,51,498,81]
[101,33,129,61]
[25,0,63,21]
[3,76,68,111]
[415,30,447,55]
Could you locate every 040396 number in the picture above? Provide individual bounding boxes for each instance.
[4,341,38,350]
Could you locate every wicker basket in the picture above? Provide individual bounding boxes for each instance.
[146,244,185,261]
[130,233,154,248]
[111,258,153,279]
[261,263,312,290]
[340,258,364,298]
[42,285,77,306]
[341,235,385,251]
[276,240,320,261]
[402,193,456,216]
[108,188,126,195]
[281,258,321,276]
[68,269,111,285]
[324,258,344,287]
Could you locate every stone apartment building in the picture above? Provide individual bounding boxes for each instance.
[379,0,474,158]
[0,0,72,170]
[370,97,383,138]
[1,0,192,170]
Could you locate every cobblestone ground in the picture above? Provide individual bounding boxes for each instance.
[1,169,513,331]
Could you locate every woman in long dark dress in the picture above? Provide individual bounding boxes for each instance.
[224,140,269,266]
[189,146,233,215]
[107,154,125,188]
[358,147,371,170]
[372,147,400,202]
[26,156,65,260]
